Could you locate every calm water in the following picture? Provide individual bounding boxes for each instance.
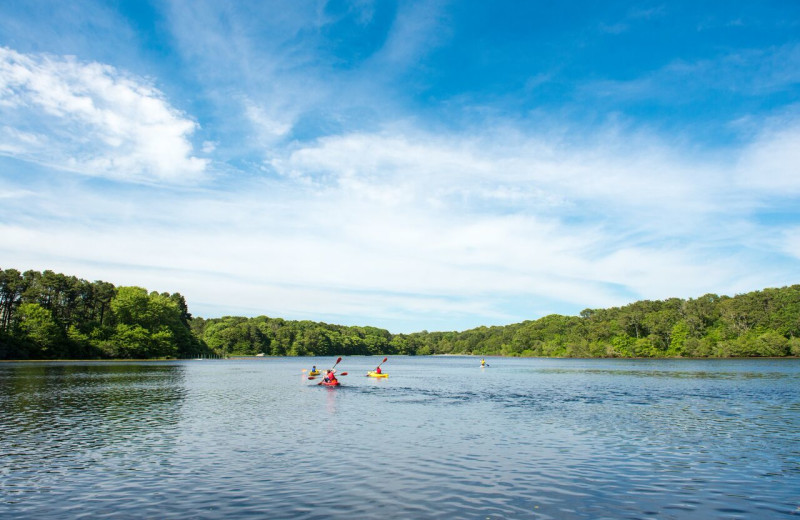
[1,357,798,519]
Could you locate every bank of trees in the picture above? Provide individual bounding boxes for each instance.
[0,268,204,359]
[191,316,417,357]
[406,287,800,358]
[193,285,800,359]
[2,267,799,359]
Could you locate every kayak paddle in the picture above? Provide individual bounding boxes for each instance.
[312,372,345,380]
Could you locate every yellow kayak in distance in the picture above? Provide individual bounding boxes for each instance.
[308,370,320,376]
[367,371,388,378]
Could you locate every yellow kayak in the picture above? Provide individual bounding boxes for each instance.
[367,371,388,378]
[308,370,320,376]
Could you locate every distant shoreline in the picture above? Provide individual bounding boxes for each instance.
[2,355,798,362]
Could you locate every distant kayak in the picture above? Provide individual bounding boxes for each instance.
[308,370,320,376]
[367,371,388,378]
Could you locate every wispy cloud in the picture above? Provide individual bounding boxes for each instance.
[4,111,795,331]
[736,119,800,194]
[0,47,208,184]
[371,0,450,68]
[583,43,800,102]
[598,4,665,34]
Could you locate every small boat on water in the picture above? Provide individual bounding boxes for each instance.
[366,357,389,378]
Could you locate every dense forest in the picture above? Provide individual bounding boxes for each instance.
[2,267,799,359]
[0,268,205,360]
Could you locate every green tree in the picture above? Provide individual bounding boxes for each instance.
[108,287,194,358]
[15,302,64,357]
[667,320,690,356]
[0,268,24,332]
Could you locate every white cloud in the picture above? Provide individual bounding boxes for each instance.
[244,99,293,144]
[0,187,35,199]
[373,1,449,68]
[261,125,798,309]
[782,227,800,261]
[1,112,797,331]
[272,128,727,227]
[736,122,800,193]
[0,47,208,184]
[0,126,43,154]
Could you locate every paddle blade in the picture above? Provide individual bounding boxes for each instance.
[301,369,307,372]
[339,372,348,376]
[307,376,316,380]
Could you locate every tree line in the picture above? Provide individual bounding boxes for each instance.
[0,268,204,359]
[2,267,799,359]
[410,289,800,358]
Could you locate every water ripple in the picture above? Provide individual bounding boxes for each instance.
[1,358,799,518]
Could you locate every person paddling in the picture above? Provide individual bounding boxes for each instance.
[371,357,388,376]
[323,369,338,384]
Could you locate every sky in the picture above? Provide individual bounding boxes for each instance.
[1,1,799,333]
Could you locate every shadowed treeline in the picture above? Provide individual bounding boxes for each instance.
[0,268,204,360]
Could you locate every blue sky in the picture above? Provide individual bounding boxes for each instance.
[1,1,799,333]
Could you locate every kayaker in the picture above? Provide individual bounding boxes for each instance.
[311,365,317,372]
[375,365,382,374]
[324,369,338,384]
[481,358,485,366]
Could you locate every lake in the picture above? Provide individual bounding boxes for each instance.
[1,356,798,519]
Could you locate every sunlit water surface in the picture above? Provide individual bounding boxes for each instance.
[1,357,798,519]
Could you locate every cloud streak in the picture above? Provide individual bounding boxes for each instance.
[582,43,800,105]
[0,47,208,184]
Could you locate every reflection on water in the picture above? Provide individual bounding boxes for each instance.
[1,358,799,519]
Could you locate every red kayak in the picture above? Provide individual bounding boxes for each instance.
[319,380,340,387]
